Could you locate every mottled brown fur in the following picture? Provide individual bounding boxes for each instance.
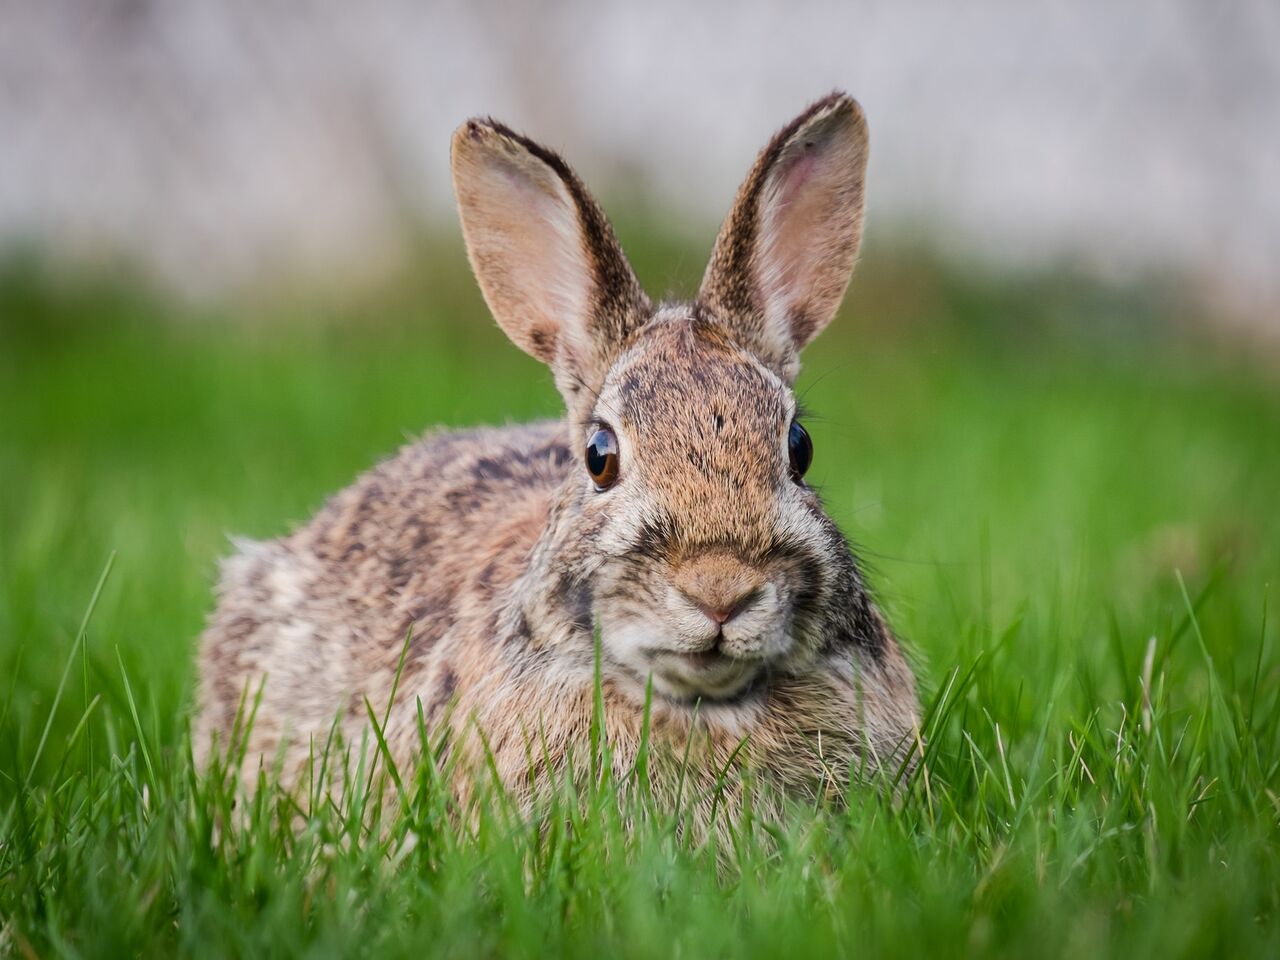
[194,92,920,837]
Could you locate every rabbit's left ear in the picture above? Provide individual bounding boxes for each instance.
[452,119,650,421]
[699,93,869,382]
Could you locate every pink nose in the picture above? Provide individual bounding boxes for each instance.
[672,552,765,629]
[693,591,757,626]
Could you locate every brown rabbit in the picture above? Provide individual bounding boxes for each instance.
[194,92,920,832]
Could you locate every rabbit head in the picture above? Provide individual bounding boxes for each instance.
[452,93,876,702]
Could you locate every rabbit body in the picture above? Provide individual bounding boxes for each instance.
[195,93,921,827]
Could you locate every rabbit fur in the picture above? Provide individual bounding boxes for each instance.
[194,92,921,831]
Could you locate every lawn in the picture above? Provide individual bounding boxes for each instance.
[1,236,1279,957]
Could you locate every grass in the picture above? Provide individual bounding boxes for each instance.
[1,237,1279,957]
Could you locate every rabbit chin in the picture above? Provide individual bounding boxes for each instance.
[602,618,792,703]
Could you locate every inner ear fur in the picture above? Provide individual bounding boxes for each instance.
[451,118,650,412]
[699,92,870,381]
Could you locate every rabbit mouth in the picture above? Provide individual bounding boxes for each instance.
[671,648,726,670]
[643,646,765,701]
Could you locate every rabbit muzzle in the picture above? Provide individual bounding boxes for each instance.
[602,551,799,702]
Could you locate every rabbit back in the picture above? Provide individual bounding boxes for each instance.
[193,420,573,781]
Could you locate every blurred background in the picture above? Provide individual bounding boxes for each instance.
[1,1,1278,753]
[2,0,1278,326]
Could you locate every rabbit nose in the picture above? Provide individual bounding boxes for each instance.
[692,591,759,626]
[673,553,764,627]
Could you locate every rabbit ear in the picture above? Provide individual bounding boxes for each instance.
[699,93,869,381]
[452,119,650,414]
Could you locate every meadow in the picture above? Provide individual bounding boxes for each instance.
[2,230,1279,957]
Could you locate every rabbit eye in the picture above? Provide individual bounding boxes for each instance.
[788,421,812,482]
[586,427,620,490]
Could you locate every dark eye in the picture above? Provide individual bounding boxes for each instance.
[586,427,620,490]
[788,421,812,482]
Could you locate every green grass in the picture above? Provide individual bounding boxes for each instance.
[1,242,1279,957]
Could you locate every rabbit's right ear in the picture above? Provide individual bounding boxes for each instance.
[452,119,650,419]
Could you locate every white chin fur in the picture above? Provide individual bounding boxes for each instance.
[648,655,762,701]
[601,617,785,702]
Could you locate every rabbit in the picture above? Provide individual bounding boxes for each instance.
[194,91,921,833]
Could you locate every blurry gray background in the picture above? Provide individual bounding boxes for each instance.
[2,0,1277,326]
